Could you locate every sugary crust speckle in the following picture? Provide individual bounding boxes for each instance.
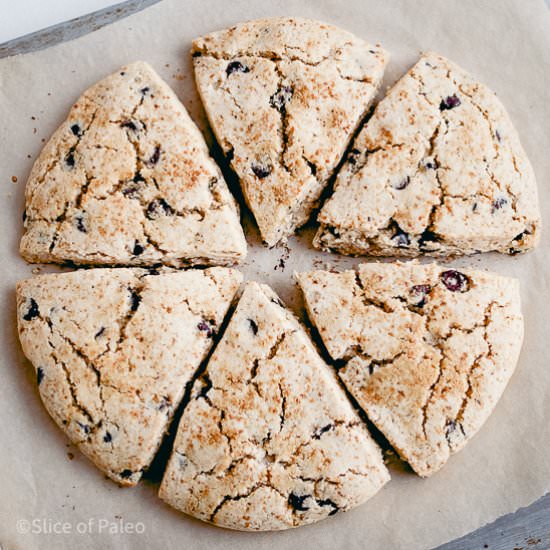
[315,52,541,257]
[20,61,247,267]
[192,17,389,246]
[159,281,389,530]
[16,267,242,485]
[297,261,524,476]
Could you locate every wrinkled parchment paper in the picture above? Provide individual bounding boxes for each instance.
[1,1,549,548]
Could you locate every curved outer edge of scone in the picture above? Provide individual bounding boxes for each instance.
[20,61,247,267]
[158,280,390,530]
[314,51,541,257]
[192,17,384,62]
[296,261,524,476]
[192,18,389,246]
[16,266,243,486]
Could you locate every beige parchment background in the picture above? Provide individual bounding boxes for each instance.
[1,0,549,548]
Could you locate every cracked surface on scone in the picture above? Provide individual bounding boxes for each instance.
[20,61,247,266]
[192,17,388,246]
[315,52,541,257]
[159,281,389,530]
[16,267,242,486]
[297,262,523,476]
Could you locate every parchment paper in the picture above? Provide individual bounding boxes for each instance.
[1,1,549,549]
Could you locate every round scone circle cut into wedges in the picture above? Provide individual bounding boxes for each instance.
[14,19,537,532]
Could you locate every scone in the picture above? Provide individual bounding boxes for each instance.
[159,281,389,530]
[315,52,541,257]
[20,61,247,266]
[16,267,242,485]
[192,17,389,246]
[297,262,524,476]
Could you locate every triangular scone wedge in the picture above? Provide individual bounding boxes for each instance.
[20,62,247,266]
[159,281,389,530]
[315,52,541,256]
[297,262,524,476]
[16,267,242,485]
[192,18,388,246]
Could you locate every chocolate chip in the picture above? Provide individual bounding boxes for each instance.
[65,147,76,167]
[391,223,410,247]
[37,367,44,386]
[70,124,81,136]
[197,320,209,331]
[492,197,508,212]
[441,270,470,292]
[122,184,140,198]
[445,419,465,439]
[120,469,133,479]
[423,158,438,170]
[317,498,339,516]
[347,149,361,166]
[446,420,458,436]
[251,162,272,179]
[158,396,171,411]
[288,492,310,511]
[394,176,410,190]
[226,60,250,76]
[75,215,86,233]
[197,319,215,337]
[247,318,259,335]
[140,86,150,96]
[103,431,112,443]
[120,71,126,76]
[77,421,90,434]
[94,327,105,339]
[177,453,189,469]
[123,119,146,132]
[440,94,461,110]
[472,202,478,212]
[313,424,332,439]
[419,229,440,248]
[270,86,293,111]
[146,198,174,220]
[148,145,161,165]
[133,172,145,184]
[410,284,431,307]
[23,298,39,321]
[129,289,141,312]
[133,241,144,256]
